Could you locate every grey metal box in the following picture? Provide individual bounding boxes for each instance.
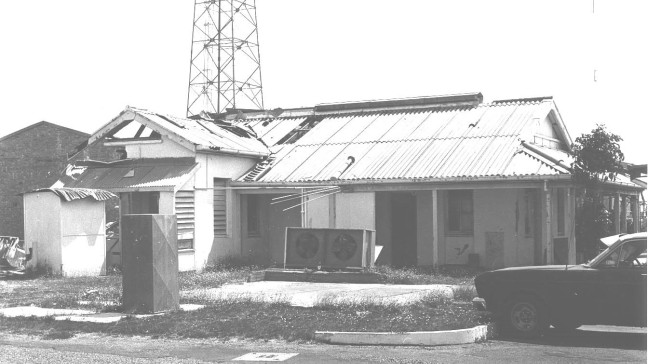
[121,214,179,313]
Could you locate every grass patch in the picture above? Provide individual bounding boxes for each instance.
[370,265,484,285]
[0,298,492,341]
[452,285,478,302]
[0,264,259,311]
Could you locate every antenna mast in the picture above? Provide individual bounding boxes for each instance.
[186,0,264,117]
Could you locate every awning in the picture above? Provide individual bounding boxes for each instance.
[56,158,199,192]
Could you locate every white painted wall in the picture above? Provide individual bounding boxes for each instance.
[24,192,107,276]
[192,188,214,272]
[305,192,376,231]
[24,192,62,273]
[124,136,194,159]
[334,193,375,230]
[472,189,536,269]
[60,199,107,276]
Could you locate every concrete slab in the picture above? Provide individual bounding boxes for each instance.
[315,325,489,346]
[183,281,454,307]
[3,304,205,323]
[55,312,125,323]
[577,325,647,334]
[0,306,94,318]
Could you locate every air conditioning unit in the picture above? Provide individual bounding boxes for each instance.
[284,227,375,269]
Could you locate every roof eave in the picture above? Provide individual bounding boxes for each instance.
[233,174,573,187]
[196,145,268,158]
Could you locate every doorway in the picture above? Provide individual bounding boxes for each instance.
[391,192,417,267]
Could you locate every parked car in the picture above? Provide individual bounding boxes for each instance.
[474,232,647,337]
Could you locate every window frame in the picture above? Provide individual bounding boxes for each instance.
[446,190,474,236]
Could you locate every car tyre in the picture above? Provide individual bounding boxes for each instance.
[502,294,549,338]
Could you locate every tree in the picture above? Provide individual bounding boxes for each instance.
[570,125,625,259]
[571,124,625,184]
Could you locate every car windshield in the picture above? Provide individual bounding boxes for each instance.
[588,237,647,268]
[586,239,620,267]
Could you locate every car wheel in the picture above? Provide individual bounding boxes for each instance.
[503,294,549,338]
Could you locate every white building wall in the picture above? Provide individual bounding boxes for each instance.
[305,192,376,231]
[334,193,375,230]
[124,136,194,159]
[190,188,214,272]
[472,188,535,269]
[24,192,62,273]
[60,199,107,276]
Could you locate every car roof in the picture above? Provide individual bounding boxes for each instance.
[600,232,646,247]
[620,232,647,241]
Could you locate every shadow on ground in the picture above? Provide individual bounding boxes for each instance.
[499,327,647,351]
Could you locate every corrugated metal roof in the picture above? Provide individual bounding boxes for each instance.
[129,107,269,155]
[57,158,198,191]
[27,188,117,202]
[240,99,571,183]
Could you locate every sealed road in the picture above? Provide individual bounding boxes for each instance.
[0,327,645,363]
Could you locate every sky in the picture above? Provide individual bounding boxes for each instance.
[0,0,646,162]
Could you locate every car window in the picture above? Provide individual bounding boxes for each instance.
[600,239,646,269]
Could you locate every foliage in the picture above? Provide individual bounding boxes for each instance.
[575,195,613,259]
[570,124,624,184]
[570,125,625,258]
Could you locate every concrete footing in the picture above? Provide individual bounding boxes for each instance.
[315,325,489,346]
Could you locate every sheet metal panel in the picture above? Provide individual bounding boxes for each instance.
[351,113,404,143]
[249,100,567,182]
[288,144,348,182]
[260,117,307,146]
[135,109,268,154]
[296,115,355,145]
[379,111,432,141]
[62,161,198,190]
[409,109,458,139]
[325,114,380,144]
[260,145,318,182]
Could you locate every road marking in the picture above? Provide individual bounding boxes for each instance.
[232,352,299,362]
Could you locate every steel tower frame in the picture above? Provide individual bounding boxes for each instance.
[186,0,264,117]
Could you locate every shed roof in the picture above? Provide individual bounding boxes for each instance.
[237,95,572,184]
[55,158,198,192]
[27,188,117,202]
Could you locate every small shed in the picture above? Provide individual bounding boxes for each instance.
[23,188,117,276]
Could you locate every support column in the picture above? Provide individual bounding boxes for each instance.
[432,189,439,268]
[567,188,576,264]
[621,195,628,233]
[632,194,640,233]
[541,182,552,265]
[613,193,621,234]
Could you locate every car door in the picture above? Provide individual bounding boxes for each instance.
[592,238,647,326]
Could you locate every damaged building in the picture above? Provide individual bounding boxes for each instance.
[47,93,644,272]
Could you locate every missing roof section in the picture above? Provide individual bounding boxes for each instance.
[313,92,483,113]
[276,115,325,145]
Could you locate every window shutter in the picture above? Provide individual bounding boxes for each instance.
[214,179,227,236]
[175,191,195,238]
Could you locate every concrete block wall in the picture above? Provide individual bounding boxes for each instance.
[0,122,95,239]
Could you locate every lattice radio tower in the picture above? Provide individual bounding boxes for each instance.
[186,0,264,117]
